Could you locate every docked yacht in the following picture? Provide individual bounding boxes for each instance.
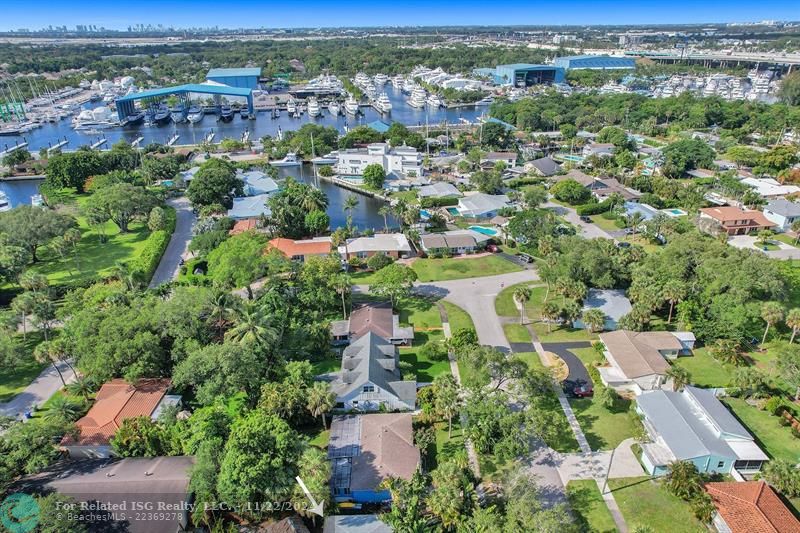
[72,107,118,129]
[286,99,297,115]
[475,95,494,106]
[152,106,172,125]
[354,72,370,87]
[170,105,187,123]
[402,79,416,94]
[125,111,146,126]
[408,86,427,108]
[269,152,302,167]
[375,92,393,113]
[344,95,360,115]
[373,73,389,86]
[219,106,234,122]
[328,101,341,116]
[426,94,444,108]
[311,151,339,165]
[391,75,405,89]
[187,106,204,124]
[307,98,321,117]
[0,191,10,212]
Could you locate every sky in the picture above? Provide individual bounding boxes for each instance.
[1,0,798,31]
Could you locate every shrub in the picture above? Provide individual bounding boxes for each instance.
[764,396,789,416]
[130,206,176,281]
[419,341,448,362]
[576,200,612,216]
[550,179,590,205]
[366,253,393,271]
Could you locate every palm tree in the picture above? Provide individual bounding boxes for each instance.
[344,194,359,232]
[664,460,702,500]
[207,291,237,340]
[541,301,561,333]
[111,262,143,291]
[67,376,96,401]
[225,303,279,347]
[667,365,691,391]
[761,459,800,497]
[761,301,785,345]
[45,395,83,422]
[787,308,800,344]
[662,280,686,324]
[33,341,67,387]
[627,211,645,241]
[708,339,746,366]
[538,256,559,302]
[334,273,351,320]
[10,292,36,340]
[307,381,336,429]
[433,375,461,438]
[331,227,350,266]
[300,185,328,212]
[19,271,48,294]
[582,308,606,333]
[513,286,532,325]
[378,205,391,233]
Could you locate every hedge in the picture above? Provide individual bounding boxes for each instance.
[419,196,459,208]
[506,176,547,189]
[576,200,612,216]
[131,206,177,282]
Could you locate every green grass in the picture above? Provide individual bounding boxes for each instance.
[432,420,465,470]
[0,332,50,403]
[570,346,602,367]
[503,323,531,343]
[389,190,418,204]
[515,351,545,371]
[495,284,547,318]
[299,424,330,450]
[590,214,622,232]
[311,357,341,376]
[570,395,640,451]
[672,347,734,388]
[533,322,596,343]
[398,297,443,330]
[441,301,474,333]
[410,255,522,282]
[608,477,706,533]
[400,330,450,382]
[723,397,800,463]
[774,234,799,248]
[566,480,617,533]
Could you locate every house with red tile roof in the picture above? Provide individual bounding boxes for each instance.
[705,481,800,533]
[267,237,332,263]
[699,206,776,236]
[60,379,177,458]
[228,218,260,235]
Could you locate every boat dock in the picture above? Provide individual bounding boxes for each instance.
[131,136,144,147]
[317,174,390,202]
[0,142,29,158]
[89,138,107,149]
[167,133,180,147]
[47,139,69,154]
[204,131,216,143]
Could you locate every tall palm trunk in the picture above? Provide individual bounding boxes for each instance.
[51,362,66,387]
[668,300,675,324]
[340,291,347,320]
[762,323,771,345]
[791,327,798,344]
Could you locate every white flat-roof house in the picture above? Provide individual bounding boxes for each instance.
[456,193,511,218]
[336,143,423,178]
[741,177,800,199]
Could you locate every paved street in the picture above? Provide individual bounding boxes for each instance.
[149,197,196,288]
[544,201,616,240]
[0,361,76,419]
[728,234,800,260]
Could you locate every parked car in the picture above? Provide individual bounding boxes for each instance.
[517,252,534,263]
[616,242,631,248]
[486,244,499,253]
[563,379,594,398]
[579,215,592,223]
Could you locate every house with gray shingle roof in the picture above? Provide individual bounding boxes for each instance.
[418,181,462,199]
[526,156,561,177]
[456,193,511,218]
[763,198,800,232]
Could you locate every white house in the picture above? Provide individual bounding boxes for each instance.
[336,143,423,178]
[740,177,800,199]
[480,152,517,168]
[762,198,800,232]
[456,193,511,218]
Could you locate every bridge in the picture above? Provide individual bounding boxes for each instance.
[114,83,254,121]
[625,50,800,69]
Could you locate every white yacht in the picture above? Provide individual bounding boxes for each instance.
[363,82,377,99]
[187,109,204,124]
[328,101,341,116]
[426,94,444,108]
[391,75,405,89]
[307,97,321,117]
[269,152,302,167]
[402,79,416,94]
[375,92,393,113]
[0,191,10,212]
[408,86,427,108]
[311,151,340,165]
[286,98,297,115]
[373,73,388,86]
[344,94,360,115]
[354,72,370,87]
[31,194,44,207]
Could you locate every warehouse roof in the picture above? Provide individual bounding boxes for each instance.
[207,67,262,78]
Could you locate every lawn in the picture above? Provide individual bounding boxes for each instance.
[503,323,531,343]
[608,477,706,533]
[515,351,545,371]
[432,420,465,470]
[441,301,474,333]
[570,395,641,451]
[311,356,341,376]
[299,424,330,450]
[0,332,50,403]
[590,214,623,232]
[723,397,799,463]
[397,297,442,331]
[566,480,617,533]
[495,283,547,318]
[672,347,734,388]
[397,297,450,382]
[410,255,522,282]
[533,322,596,343]
[774,234,799,248]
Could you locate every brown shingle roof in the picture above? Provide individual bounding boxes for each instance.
[61,379,171,446]
[350,413,420,491]
[600,330,671,379]
[705,481,800,533]
[229,218,259,235]
[349,302,394,339]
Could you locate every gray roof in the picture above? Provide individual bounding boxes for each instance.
[330,332,416,405]
[637,386,761,462]
[529,156,561,176]
[584,289,632,323]
[458,193,510,216]
[238,170,280,196]
[227,194,272,219]
[418,181,462,198]
[420,229,487,250]
[324,515,392,533]
[765,198,800,217]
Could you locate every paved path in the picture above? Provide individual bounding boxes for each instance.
[541,341,593,387]
[544,201,615,241]
[149,197,196,288]
[728,234,800,260]
[0,361,76,419]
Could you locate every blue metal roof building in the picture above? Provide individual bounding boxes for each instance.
[472,64,564,86]
[114,83,254,120]
[554,55,636,70]
[367,120,391,134]
[206,68,262,89]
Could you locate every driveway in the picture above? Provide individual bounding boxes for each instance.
[544,201,615,241]
[728,234,800,260]
[542,342,593,387]
[149,197,196,288]
[0,361,76,419]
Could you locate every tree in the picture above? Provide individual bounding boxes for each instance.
[186,158,242,207]
[541,301,560,333]
[434,374,461,438]
[10,291,36,339]
[427,461,473,529]
[513,285,532,324]
[661,139,715,178]
[304,209,330,236]
[45,151,105,193]
[777,344,800,401]
[380,472,429,532]
[667,365,691,391]
[33,340,68,386]
[370,263,417,308]
[761,458,800,497]
[43,394,84,423]
[35,493,88,533]
[291,446,331,524]
[779,71,800,106]
[307,381,336,429]
[110,416,170,457]
[343,194,359,232]
[731,367,768,398]
[665,461,703,501]
[317,164,334,177]
[522,186,548,209]
[141,155,180,185]
[362,163,386,189]
[0,237,31,284]
[661,279,686,324]
[147,206,167,232]
[268,177,329,238]
[0,206,75,262]
[206,232,269,295]
[708,339,746,366]
[761,301,785,345]
[581,308,606,333]
[225,301,279,347]
[86,183,157,233]
[217,411,303,508]
[378,205,391,232]
[550,179,590,205]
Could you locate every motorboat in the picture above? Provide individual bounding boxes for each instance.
[170,106,187,123]
[187,106,204,124]
[391,75,405,89]
[307,97,321,117]
[402,79,415,94]
[152,106,171,125]
[239,108,251,120]
[427,94,444,108]
[73,106,118,129]
[219,106,234,122]
[375,92,392,113]
[344,95,360,115]
[328,101,341,116]
[408,86,427,108]
[475,95,495,106]
[354,72,370,87]
[363,82,377,99]
[311,151,339,165]
[0,191,10,212]
[286,98,297,115]
[373,73,388,86]
[89,94,102,103]
[269,152,302,167]
[125,111,145,126]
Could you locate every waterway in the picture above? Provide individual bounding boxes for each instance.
[0,86,486,155]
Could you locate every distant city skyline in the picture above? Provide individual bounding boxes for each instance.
[1,0,798,32]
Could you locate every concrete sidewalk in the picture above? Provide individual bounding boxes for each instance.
[149,196,196,288]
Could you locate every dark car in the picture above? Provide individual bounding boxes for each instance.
[563,379,594,398]
[517,252,534,263]
[616,241,631,248]
[579,215,592,223]
[486,244,499,253]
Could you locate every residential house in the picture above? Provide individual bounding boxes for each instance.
[597,330,684,391]
[60,379,177,458]
[13,456,194,533]
[636,386,768,476]
[574,289,632,331]
[589,177,643,202]
[704,481,800,533]
[324,515,392,533]
[338,233,412,261]
[330,302,414,346]
[268,237,332,262]
[741,177,800,200]
[229,218,261,235]
[328,332,417,411]
[264,517,311,533]
[419,229,491,256]
[456,193,511,218]
[418,181,462,199]
[227,194,272,220]
[481,151,518,168]
[238,169,281,196]
[582,143,615,158]
[554,169,596,187]
[180,166,200,183]
[623,201,660,221]
[763,199,800,232]
[699,206,776,236]
[328,414,420,502]
[526,156,561,177]
[686,168,717,179]
[335,143,423,178]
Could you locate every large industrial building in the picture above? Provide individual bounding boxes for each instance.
[205,67,262,89]
[554,55,636,70]
[473,64,565,87]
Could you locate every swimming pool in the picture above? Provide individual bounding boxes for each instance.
[662,208,687,217]
[420,209,432,219]
[446,207,460,216]
[559,154,584,162]
[469,225,498,236]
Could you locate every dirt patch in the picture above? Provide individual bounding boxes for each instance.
[542,351,570,381]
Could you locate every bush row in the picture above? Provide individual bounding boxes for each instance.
[131,206,177,281]
[419,196,459,208]
[576,200,613,216]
